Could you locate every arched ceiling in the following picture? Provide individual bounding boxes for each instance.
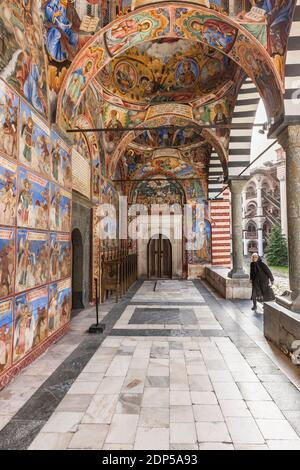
[57,2,286,129]
[95,38,237,107]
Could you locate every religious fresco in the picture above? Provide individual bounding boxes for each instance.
[50,232,71,282]
[51,130,72,189]
[188,218,212,264]
[96,39,237,106]
[104,9,170,56]
[13,286,48,363]
[43,0,101,117]
[0,0,49,118]
[17,168,49,231]
[57,3,286,131]
[133,178,184,206]
[133,156,205,180]
[48,278,71,335]
[175,9,238,54]
[16,230,49,293]
[133,125,206,149]
[0,299,13,372]
[0,228,15,299]
[0,157,17,227]
[19,101,51,177]
[50,184,71,232]
[236,0,294,79]
[0,81,19,161]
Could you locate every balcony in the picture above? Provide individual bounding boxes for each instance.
[245,232,258,240]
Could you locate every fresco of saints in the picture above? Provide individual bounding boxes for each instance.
[0,324,11,372]
[51,142,60,182]
[21,116,35,164]
[13,302,33,359]
[0,94,18,160]
[23,48,47,115]
[0,176,16,226]
[0,245,13,297]
[45,0,80,62]
[48,288,59,333]
[18,239,34,289]
[177,60,197,87]
[106,19,152,55]
[18,178,33,227]
[63,60,93,123]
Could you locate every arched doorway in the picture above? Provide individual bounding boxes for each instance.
[147,234,172,279]
[71,228,84,310]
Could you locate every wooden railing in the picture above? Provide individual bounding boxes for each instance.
[100,249,137,303]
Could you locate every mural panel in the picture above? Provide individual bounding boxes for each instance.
[0,157,17,227]
[0,80,18,161]
[51,130,72,189]
[16,229,49,293]
[48,278,71,335]
[17,167,49,231]
[50,232,71,282]
[19,101,51,177]
[104,9,170,56]
[0,228,15,299]
[0,298,13,372]
[13,286,48,363]
[0,0,49,117]
[50,184,71,232]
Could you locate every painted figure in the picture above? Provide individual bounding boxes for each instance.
[18,179,33,226]
[23,49,46,115]
[63,61,93,122]
[51,142,60,182]
[177,60,197,87]
[21,116,35,163]
[18,239,33,288]
[45,0,80,62]
[0,175,16,226]
[106,19,152,54]
[0,94,18,159]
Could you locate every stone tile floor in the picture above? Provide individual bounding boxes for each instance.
[1,280,300,450]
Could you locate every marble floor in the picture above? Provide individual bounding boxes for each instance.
[1,280,300,450]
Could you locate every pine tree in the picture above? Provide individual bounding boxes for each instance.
[266,225,288,266]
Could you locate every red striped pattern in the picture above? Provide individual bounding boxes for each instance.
[210,190,231,268]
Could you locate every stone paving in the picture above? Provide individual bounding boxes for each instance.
[1,280,300,450]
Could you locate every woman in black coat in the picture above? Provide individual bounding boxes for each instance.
[250,253,274,311]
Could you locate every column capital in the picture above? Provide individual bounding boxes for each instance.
[228,178,248,193]
[278,125,300,151]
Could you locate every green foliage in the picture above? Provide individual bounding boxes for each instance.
[266,225,288,267]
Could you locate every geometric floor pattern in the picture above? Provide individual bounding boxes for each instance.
[1,280,300,450]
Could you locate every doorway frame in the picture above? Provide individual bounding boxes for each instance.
[147,233,173,279]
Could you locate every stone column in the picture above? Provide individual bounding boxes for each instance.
[257,228,264,257]
[277,126,300,311]
[228,179,249,279]
[279,177,288,237]
[243,235,248,256]
[256,183,263,217]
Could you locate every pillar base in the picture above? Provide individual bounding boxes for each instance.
[276,290,300,313]
[227,269,249,280]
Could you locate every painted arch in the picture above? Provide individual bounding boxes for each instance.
[108,115,228,179]
[56,3,284,129]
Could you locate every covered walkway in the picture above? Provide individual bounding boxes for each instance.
[1,280,300,450]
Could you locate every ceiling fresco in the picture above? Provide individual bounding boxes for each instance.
[132,178,185,206]
[95,39,237,106]
[131,125,207,149]
[56,3,291,130]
